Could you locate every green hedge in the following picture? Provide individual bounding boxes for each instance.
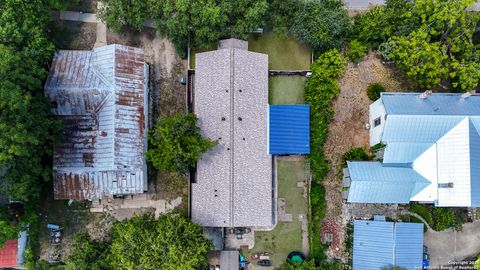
[305,49,346,265]
[305,49,346,181]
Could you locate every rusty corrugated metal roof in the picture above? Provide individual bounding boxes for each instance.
[45,44,147,200]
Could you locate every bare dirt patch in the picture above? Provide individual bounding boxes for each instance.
[48,20,96,50]
[322,53,410,260]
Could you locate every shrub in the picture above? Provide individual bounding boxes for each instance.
[309,183,327,263]
[366,83,385,101]
[341,147,372,167]
[409,204,433,226]
[175,43,187,59]
[305,49,346,180]
[432,208,459,231]
[346,39,368,64]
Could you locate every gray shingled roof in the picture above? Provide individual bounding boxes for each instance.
[192,40,273,228]
[44,45,148,200]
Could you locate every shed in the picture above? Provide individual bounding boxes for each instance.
[353,220,423,270]
[220,250,239,270]
[0,231,28,269]
[269,105,310,155]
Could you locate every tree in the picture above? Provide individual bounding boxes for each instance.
[222,0,268,39]
[354,0,480,90]
[109,213,211,270]
[147,114,216,174]
[65,233,111,270]
[99,0,153,32]
[291,0,351,52]
[0,0,62,202]
[266,0,303,35]
[154,0,228,49]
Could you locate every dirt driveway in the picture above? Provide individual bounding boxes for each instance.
[322,53,410,259]
[425,220,480,266]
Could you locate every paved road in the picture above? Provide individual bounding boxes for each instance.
[425,220,480,266]
[344,0,480,11]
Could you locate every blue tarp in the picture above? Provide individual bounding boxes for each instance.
[269,105,310,155]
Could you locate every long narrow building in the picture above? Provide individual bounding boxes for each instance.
[192,39,274,228]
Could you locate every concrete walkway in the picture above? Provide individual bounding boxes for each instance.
[424,220,480,266]
[400,210,480,266]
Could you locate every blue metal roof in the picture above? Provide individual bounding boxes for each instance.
[395,223,424,270]
[382,115,465,143]
[383,142,433,164]
[268,105,310,154]
[353,220,423,270]
[381,92,480,115]
[347,162,430,204]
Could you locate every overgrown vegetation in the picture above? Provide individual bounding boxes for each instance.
[63,213,211,270]
[147,113,216,174]
[291,0,351,53]
[351,0,480,91]
[409,204,467,231]
[432,208,466,231]
[341,147,372,167]
[100,0,351,52]
[366,83,385,101]
[346,39,368,64]
[305,49,346,266]
[100,0,268,49]
[409,204,433,226]
[306,49,347,180]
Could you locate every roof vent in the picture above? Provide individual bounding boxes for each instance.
[438,182,454,188]
[100,131,108,137]
[238,117,242,121]
[461,92,472,99]
[419,90,432,99]
[221,117,226,121]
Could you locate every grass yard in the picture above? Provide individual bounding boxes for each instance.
[189,33,311,70]
[248,158,308,268]
[269,76,306,104]
[248,33,311,70]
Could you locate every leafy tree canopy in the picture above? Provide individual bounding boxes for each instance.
[65,233,111,270]
[65,213,211,270]
[291,0,351,52]
[0,0,62,202]
[353,0,480,90]
[109,213,212,270]
[147,113,216,174]
[99,0,154,32]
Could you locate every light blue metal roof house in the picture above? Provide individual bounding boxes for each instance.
[353,220,423,270]
[347,92,480,207]
[269,105,310,155]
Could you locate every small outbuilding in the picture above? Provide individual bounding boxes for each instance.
[353,219,423,270]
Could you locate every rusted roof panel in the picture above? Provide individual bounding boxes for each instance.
[45,44,147,201]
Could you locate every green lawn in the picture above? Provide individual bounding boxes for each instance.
[248,33,311,70]
[269,76,306,104]
[248,158,308,268]
[189,33,311,70]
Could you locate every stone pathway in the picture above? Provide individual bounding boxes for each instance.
[90,193,182,220]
